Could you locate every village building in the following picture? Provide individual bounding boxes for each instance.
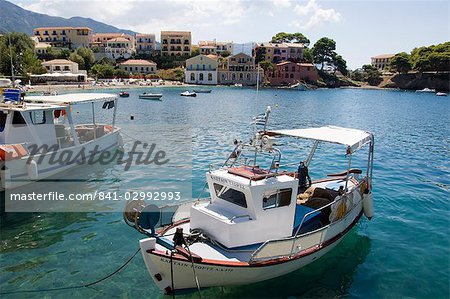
[118,59,157,74]
[184,54,218,85]
[266,61,318,85]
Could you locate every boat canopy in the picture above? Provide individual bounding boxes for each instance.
[267,125,373,154]
[24,93,117,106]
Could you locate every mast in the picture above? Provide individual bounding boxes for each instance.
[8,34,15,84]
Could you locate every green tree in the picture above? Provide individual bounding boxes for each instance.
[259,60,274,71]
[302,48,314,63]
[220,51,231,58]
[332,54,348,75]
[0,32,45,77]
[389,52,412,73]
[312,37,336,70]
[91,63,114,78]
[271,32,310,46]
[75,47,95,71]
[190,46,200,57]
[113,68,129,78]
[69,52,85,69]
[350,69,364,81]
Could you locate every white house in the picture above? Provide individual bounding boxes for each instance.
[184,54,218,85]
[105,37,133,60]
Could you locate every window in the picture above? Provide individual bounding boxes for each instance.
[262,188,292,210]
[190,73,195,81]
[30,111,46,125]
[208,73,212,81]
[285,73,289,78]
[12,112,26,126]
[290,73,294,79]
[213,183,247,208]
[292,66,296,72]
[0,112,7,132]
[199,73,204,81]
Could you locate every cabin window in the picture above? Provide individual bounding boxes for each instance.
[12,112,26,126]
[0,112,7,132]
[262,188,292,210]
[213,183,247,208]
[30,111,46,125]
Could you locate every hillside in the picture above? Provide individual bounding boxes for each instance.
[0,0,136,35]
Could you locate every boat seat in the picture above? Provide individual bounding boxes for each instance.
[227,166,277,180]
[292,205,322,235]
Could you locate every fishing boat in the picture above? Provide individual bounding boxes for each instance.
[193,89,212,93]
[0,93,122,190]
[416,88,436,93]
[125,107,374,294]
[119,91,130,97]
[290,82,309,91]
[234,83,243,87]
[436,92,448,96]
[139,93,163,100]
[180,91,197,97]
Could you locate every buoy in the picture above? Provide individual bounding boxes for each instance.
[130,115,135,120]
[363,190,373,220]
[27,160,39,180]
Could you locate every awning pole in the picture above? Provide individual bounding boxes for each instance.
[344,154,352,191]
[92,102,96,139]
[305,140,319,167]
[112,99,117,130]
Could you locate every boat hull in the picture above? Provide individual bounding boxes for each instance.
[0,129,121,190]
[140,201,364,293]
[141,238,341,292]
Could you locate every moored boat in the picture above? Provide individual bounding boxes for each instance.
[416,88,436,93]
[436,92,448,96]
[125,107,374,294]
[193,89,212,93]
[139,93,163,100]
[119,91,130,97]
[180,91,197,97]
[0,93,122,190]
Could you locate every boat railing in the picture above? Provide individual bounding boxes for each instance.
[249,179,366,263]
[230,214,252,222]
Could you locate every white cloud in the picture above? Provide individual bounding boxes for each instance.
[272,0,291,9]
[293,0,341,29]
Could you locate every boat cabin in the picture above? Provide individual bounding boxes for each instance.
[190,124,374,249]
[0,93,119,151]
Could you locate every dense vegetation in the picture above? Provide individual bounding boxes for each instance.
[389,42,450,73]
[0,32,46,78]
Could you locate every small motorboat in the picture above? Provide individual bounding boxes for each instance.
[416,88,436,93]
[139,93,163,100]
[193,89,212,93]
[125,106,375,294]
[436,92,448,96]
[119,91,130,97]
[234,83,243,87]
[180,91,197,97]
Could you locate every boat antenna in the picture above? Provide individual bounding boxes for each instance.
[253,63,261,135]
[8,34,15,85]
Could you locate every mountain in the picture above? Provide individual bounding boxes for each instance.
[0,0,136,35]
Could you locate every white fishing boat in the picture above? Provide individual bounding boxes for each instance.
[416,88,436,93]
[0,93,122,190]
[290,82,309,91]
[180,91,197,97]
[125,107,374,294]
[139,93,163,100]
[436,92,448,96]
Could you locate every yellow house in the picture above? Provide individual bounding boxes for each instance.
[136,34,156,55]
[119,59,157,74]
[161,31,191,56]
[33,27,92,48]
[371,54,395,70]
[184,54,218,85]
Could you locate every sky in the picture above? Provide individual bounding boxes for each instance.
[10,0,450,69]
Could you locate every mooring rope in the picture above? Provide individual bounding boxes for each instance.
[0,248,141,295]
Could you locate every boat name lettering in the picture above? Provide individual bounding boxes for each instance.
[209,175,245,190]
[160,258,234,272]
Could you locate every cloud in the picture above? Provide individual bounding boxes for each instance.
[272,0,291,8]
[293,0,341,29]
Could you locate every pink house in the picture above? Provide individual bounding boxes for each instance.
[266,61,319,85]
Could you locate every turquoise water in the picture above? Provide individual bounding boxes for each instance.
[1,87,449,298]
